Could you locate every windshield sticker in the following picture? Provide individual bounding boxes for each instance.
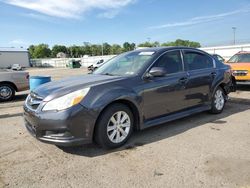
[138,52,155,56]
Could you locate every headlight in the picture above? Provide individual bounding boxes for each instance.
[42,88,90,111]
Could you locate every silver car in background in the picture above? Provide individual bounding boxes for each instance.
[0,69,29,101]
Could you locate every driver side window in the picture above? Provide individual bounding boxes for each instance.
[153,50,183,74]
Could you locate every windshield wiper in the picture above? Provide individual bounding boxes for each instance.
[101,73,116,76]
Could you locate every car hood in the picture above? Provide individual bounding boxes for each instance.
[228,62,250,70]
[33,74,125,100]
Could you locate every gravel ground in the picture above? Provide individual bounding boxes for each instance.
[0,68,249,188]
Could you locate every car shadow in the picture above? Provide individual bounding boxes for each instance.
[60,97,250,157]
[14,93,28,101]
[236,84,250,91]
[0,112,23,119]
[0,94,28,109]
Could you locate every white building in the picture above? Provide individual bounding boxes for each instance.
[0,48,30,68]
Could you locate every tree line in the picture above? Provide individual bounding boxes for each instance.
[28,39,201,59]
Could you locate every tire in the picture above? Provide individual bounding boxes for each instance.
[94,104,134,149]
[0,84,15,102]
[209,87,226,114]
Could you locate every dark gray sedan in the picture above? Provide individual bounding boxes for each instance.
[23,47,236,149]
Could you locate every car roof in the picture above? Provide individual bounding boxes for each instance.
[134,46,203,53]
[236,51,250,54]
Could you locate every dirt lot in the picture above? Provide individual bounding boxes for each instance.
[0,68,250,188]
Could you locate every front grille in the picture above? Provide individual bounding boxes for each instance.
[26,92,43,111]
[233,70,248,76]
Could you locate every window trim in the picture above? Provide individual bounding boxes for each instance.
[142,49,185,79]
[181,49,216,72]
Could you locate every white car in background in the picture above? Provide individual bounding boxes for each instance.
[88,59,105,71]
[0,69,29,101]
[11,64,23,71]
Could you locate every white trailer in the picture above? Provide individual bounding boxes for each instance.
[0,48,30,68]
[200,43,250,60]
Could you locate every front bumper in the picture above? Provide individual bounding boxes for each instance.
[23,104,97,146]
[233,72,250,82]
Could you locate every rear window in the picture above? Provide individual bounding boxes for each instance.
[228,54,250,63]
[183,51,214,70]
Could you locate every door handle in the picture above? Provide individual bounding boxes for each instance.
[211,72,217,77]
[179,77,188,84]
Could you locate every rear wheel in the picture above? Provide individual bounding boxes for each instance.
[95,104,134,149]
[0,84,15,102]
[210,87,225,114]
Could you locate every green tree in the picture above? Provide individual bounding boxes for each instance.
[31,44,51,58]
[51,45,68,57]
[111,44,123,54]
[161,39,201,48]
[91,44,102,56]
[138,41,159,48]
[123,42,135,52]
[28,45,35,58]
[68,45,83,58]
[103,43,111,55]
[82,43,92,56]
[130,43,136,50]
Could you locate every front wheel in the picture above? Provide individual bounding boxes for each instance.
[94,104,134,149]
[210,87,226,114]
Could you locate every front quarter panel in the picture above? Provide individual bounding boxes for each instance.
[81,82,143,126]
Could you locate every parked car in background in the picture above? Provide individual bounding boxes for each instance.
[24,47,235,149]
[227,51,250,84]
[0,69,29,101]
[11,64,22,71]
[212,54,225,63]
[88,59,105,71]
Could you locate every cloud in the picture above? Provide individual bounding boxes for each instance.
[9,39,27,45]
[3,0,135,19]
[23,13,53,21]
[98,9,120,19]
[8,39,29,47]
[149,7,250,29]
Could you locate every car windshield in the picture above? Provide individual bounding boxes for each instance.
[228,54,250,63]
[93,51,155,76]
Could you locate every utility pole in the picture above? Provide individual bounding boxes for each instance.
[101,43,104,56]
[232,27,236,45]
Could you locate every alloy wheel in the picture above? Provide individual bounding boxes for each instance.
[214,89,225,111]
[107,111,131,144]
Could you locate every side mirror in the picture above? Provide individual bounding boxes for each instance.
[148,67,166,77]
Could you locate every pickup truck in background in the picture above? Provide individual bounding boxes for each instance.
[0,69,29,102]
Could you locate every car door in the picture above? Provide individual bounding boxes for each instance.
[142,50,189,120]
[182,50,215,108]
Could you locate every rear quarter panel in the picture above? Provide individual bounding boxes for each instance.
[0,71,29,91]
[211,64,232,96]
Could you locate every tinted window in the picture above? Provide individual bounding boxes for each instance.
[153,50,183,74]
[217,55,224,62]
[228,54,250,63]
[184,51,214,70]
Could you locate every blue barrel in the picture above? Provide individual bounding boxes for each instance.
[29,76,51,91]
